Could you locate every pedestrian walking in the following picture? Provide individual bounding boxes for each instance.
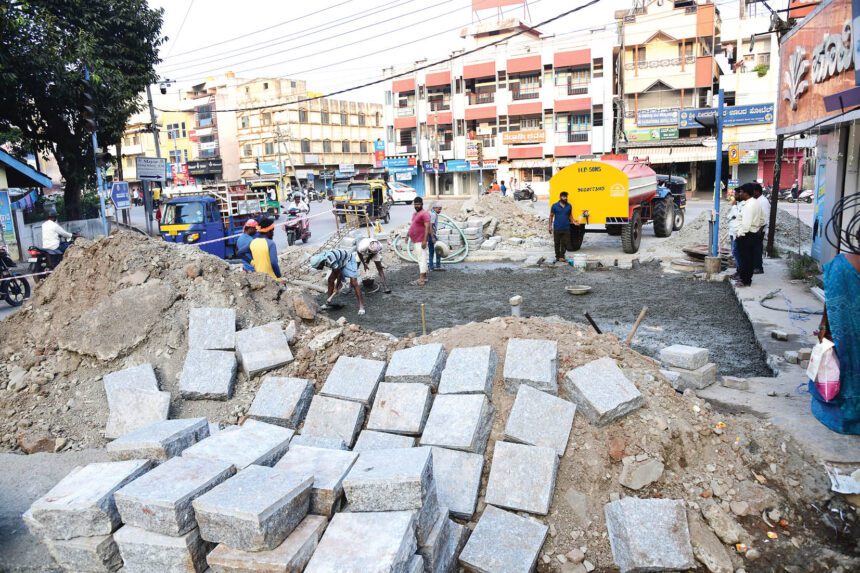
[548,191,574,262]
[311,249,366,315]
[429,202,444,272]
[408,196,431,286]
[500,180,507,197]
[235,219,258,272]
[249,217,282,280]
[733,184,765,287]
[751,182,770,274]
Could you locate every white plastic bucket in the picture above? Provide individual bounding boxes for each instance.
[573,254,587,269]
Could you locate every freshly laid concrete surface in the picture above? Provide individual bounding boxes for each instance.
[0,448,111,573]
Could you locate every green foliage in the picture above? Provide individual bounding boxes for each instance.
[788,253,820,282]
[0,0,165,219]
[55,192,102,221]
[753,64,770,78]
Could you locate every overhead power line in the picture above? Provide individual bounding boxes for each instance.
[157,0,604,114]
[164,0,196,58]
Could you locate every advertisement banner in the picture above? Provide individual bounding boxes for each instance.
[383,157,417,169]
[422,161,446,173]
[469,159,498,170]
[721,103,774,126]
[446,160,470,172]
[395,171,414,181]
[466,140,479,159]
[625,127,679,142]
[0,190,19,260]
[502,130,545,145]
[338,163,355,173]
[740,150,759,164]
[678,108,716,128]
[258,161,282,176]
[637,108,680,127]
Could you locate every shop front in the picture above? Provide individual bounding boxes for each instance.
[187,158,224,184]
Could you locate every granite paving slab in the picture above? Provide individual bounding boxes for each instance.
[419,394,493,454]
[246,377,314,428]
[484,441,558,515]
[320,356,386,405]
[106,417,209,461]
[503,385,576,456]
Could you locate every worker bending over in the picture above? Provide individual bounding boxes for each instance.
[311,249,366,315]
[356,237,391,293]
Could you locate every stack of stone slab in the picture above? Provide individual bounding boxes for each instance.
[462,218,484,249]
[246,376,314,429]
[182,419,293,469]
[479,235,502,251]
[103,364,170,440]
[181,308,238,400]
[659,344,717,391]
[25,459,153,573]
[434,225,463,249]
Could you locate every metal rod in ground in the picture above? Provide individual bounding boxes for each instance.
[626,305,649,347]
[420,303,427,336]
[584,312,602,334]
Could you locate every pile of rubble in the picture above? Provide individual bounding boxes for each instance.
[460,193,547,239]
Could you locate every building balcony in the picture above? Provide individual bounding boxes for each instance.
[556,131,591,145]
[623,56,697,71]
[511,87,541,101]
[396,106,415,117]
[556,82,590,98]
[123,144,144,155]
[429,100,451,112]
[467,92,496,105]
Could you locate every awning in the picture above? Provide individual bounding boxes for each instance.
[625,146,717,164]
[0,149,52,188]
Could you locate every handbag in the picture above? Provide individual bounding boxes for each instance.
[807,338,841,401]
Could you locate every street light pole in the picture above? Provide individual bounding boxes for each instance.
[144,83,162,236]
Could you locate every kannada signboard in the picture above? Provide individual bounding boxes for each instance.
[722,103,774,126]
[469,159,497,170]
[466,140,479,159]
[187,158,223,176]
[135,157,167,181]
[501,130,545,145]
[625,127,679,142]
[636,108,680,127]
[373,139,385,168]
[445,159,470,172]
[678,108,717,128]
[110,182,131,210]
[422,160,446,174]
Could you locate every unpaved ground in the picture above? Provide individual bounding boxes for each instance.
[324,262,772,378]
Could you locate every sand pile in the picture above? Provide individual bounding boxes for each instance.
[461,193,547,239]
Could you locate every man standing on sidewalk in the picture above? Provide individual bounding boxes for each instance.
[408,196,431,286]
[751,182,770,274]
[548,191,573,262]
[734,185,765,287]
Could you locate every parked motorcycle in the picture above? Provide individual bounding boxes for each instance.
[0,245,30,307]
[787,189,814,203]
[284,208,311,245]
[27,236,77,282]
[513,184,537,202]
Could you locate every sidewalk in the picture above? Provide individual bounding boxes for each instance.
[698,257,860,464]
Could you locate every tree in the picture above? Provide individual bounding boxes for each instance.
[0,0,164,218]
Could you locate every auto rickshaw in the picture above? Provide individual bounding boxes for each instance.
[345,180,390,225]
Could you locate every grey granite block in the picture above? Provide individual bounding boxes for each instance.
[246,376,314,428]
[385,343,447,388]
[604,498,695,573]
[367,382,432,436]
[484,441,558,516]
[192,465,313,552]
[659,344,709,370]
[300,395,365,448]
[206,514,327,573]
[563,357,644,426]
[419,394,493,454]
[304,511,416,573]
[342,447,435,512]
[458,505,547,573]
[502,338,558,395]
[107,417,209,461]
[289,434,348,450]
[103,364,170,439]
[668,362,717,391]
[45,534,123,573]
[353,430,416,452]
[407,554,424,573]
[29,459,153,540]
[114,525,212,573]
[114,456,236,536]
[430,447,483,520]
[179,349,237,400]
[418,510,451,572]
[274,445,359,517]
[235,322,294,377]
[188,307,236,351]
[320,356,386,405]
[437,346,497,396]
[504,385,576,456]
[103,363,159,397]
[181,419,293,469]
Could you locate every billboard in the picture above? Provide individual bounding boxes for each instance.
[0,190,19,261]
[502,130,545,145]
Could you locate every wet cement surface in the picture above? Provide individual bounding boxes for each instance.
[323,262,772,378]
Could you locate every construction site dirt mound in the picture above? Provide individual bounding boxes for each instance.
[461,193,547,238]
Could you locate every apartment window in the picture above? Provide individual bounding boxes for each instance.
[387,126,394,142]
[197,105,213,128]
[132,135,140,145]
[358,113,366,126]
[321,111,329,124]
[757,53,771,67]
[341,113,348,125]
[637,47,647,64]
[298,109,308,122]
[360,140,368,153]
[678,43,693,58]
[240,116,250,129]
[456,119,465,137]
[419,85,426,99]
[455,78,463,94]
[199,135,217,157]
[323,139,332,153]
[261,112,272,126]
[497,71,507,90]
[125,157,133,168]
[166,122,186,139]
[301,139,311,153]
[243,144,252,156]
[291,80,297,88]
[168,149,188,165]
[593,105,604,127]
[375,112,382,126]
[342,140,350,153]
[724,91,736,106]
[593,58,604,78]
[263,82,269,89]
[263,141,274,155]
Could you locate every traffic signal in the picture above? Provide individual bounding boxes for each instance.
[254,157,261,175]
[81,76,97,133]
[96,149,113,168]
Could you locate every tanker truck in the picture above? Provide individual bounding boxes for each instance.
[548,158,680,254]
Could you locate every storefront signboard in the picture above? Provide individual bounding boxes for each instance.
[501,130,545,144]
[445,159,470,172]
[626,127,679,142]
[636,108,679,127]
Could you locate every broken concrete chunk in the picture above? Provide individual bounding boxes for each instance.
[320,355,386,405]
[300,395,365,448]
[459,505,547,573]
[385,343,447,388]
[179,349,237,400]
[604,497,695,573]
[367,382,432,436]
[438,345,497,396]
[503,338,558,394]
[107,418,209,461]
[342,447,435,512]
[660,344,709,370]
[431,446,484,520]
[114,456,236,536]
[274,445,359,517]
[305,511,416,573]
[686,508,734,573]
[206,514,327,573]
[504,385,576,456]
[668,362,717,391]
[114,525,211,573]
[798,347,812,361]
[618,458,665,491]
[193,465,313,552]
[352,430,416,452]
[720,376,750,391]
[702,503,748,545]
[563,357,644,426]
[420,393,494,454]
[784,350,799,364]
[188,307,236,350]
[246,377,314,429]
[29,459,153,540]
[485,441,558,516]
[181,419,293,469]
[235,322,294,376]
[45,534,123,573]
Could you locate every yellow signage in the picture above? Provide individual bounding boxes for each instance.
[549,161,629,224]
[502,130,545,145]
[728,144,740,166]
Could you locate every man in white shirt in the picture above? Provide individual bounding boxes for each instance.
[752,182,771,274]
[734,184,765,287]
[41,210,73,252]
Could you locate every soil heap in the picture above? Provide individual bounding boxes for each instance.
[461,193,547,239]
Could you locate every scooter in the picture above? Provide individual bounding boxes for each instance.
[284,208,311,245]
[0,245,30,307]
[787,189,814,203]
[307,188,325,203]
[27,236,77,282]
[513,184,537,202]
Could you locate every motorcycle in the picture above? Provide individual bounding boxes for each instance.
[307,187,325,203]
[787,189,814,203]
[27,236,77,282]
[513,184,537,202]
[0,245,30,307]
[284,208,311,246]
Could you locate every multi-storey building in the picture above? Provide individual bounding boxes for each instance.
[183,74,242,183]
[383,18,616,196]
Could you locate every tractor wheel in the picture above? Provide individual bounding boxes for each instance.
[673,206,685,231]
[652,198,674,238]
[606,225,622,236]
[569,226,585,251]
[621,210,642,254]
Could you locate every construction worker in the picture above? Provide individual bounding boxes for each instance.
[310,249,366,315]
[356,237,391,293]
[235,219,258,272]
[249,217,282,279]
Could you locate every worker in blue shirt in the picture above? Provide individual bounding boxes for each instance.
[235,219,258,272]
[548,191,575,262]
